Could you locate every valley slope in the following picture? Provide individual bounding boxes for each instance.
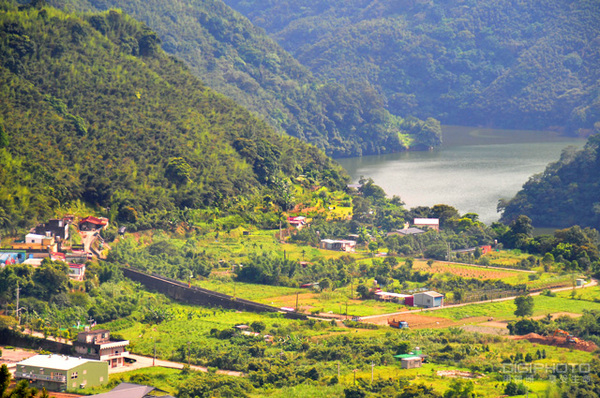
[47,0,442,157]
[224,0,600,133]
[500,134,600,228]
[0,1,345,230]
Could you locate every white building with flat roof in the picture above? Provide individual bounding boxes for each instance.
[413,218,440,231]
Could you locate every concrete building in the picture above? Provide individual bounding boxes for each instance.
[413,218,440,231]
[68,263,86,281]
[15,354,108,391]
[400,356,422,369]
[74,329,129,369]
[33,218,70,241]
[12,234,57,252]
[319,239,356,252]
[79,216,109,231]
[0,250,26,266]
[413,291,444,308]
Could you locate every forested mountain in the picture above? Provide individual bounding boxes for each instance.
[500,134,600,228]
[0,1,347,231]
[43,0,441,157]
[224,0,600,133]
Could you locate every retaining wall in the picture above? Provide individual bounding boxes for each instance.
[122,268,307,320]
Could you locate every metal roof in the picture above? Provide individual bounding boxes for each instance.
[89,383,156,398]
[18,355,103,370]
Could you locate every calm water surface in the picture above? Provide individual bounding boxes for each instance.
[337,126,586,224]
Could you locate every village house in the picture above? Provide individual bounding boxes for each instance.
[412,291,444,308]
[73,329,130,369]
[413,218,440,231]
[11,234,57,252]
[287,216,307,230]
[0,250,26,266]
[33,218,70,241]
[319,239,356,252]
[374,291,412,303]
[79,216,109,231]
[386,227,425,237]
[69,263,86,281]
[15,354,108,392]
[87,382,174,398]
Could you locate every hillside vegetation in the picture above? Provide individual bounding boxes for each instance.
[500,134,600,228]
[0,1,346,232]
[224,0,600,133]
[47,0,442,157]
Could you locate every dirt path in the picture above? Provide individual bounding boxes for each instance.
[432,259,537,273]
[0,346,38,375]
[117,354,243,377]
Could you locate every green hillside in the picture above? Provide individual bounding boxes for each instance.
[500,134,600,228]
[45,0,441,157]
[0,1,346,232]
[224,0,600,133]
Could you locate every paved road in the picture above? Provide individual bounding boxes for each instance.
[359,278,598,322]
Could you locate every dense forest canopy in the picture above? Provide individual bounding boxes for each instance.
[0,1,347,231]
[224,0,600,133]
[500,134,600,229]
[44,0,442,157]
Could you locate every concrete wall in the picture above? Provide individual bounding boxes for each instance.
[0,328,73,355]
[122,268,307,320]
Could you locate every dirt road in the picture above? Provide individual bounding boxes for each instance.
[115,354,243,377]
[358,279,597,326]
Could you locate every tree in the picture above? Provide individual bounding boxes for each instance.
[0,364,10,398]
[443,379,475,398]
[0,124,8,149]
[250,321,266,333]
[9,380,37,398]
[514,295,534,318]
[356,284,370,299]
[368,241,379,255]
[344,385,366,398]
[319,278,331,291]
[398,384,441,398]
[504,381,527,396]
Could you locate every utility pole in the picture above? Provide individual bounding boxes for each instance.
[15,282,20,322]
[371,362,374,383]
[153,336,156,367]
[295,293,299,312]
[187,341,191,367]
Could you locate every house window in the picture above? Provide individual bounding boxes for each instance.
[99,377,104,382]
[83,370,87,375]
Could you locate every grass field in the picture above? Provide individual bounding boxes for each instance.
[483,250,537,269]
[420,289,600,322]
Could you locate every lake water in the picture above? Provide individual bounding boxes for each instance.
[336,126,586,224]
